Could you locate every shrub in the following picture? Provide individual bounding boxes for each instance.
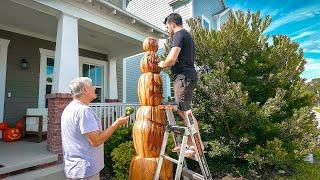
[187,10,319,177]
[103,125,133,175]
[111,141,136,180]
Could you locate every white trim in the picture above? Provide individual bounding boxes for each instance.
[201,14,211,29]
[109,58,118,99]
[190,0,194,18]
[38,49,108,105]
[79,56,108,103]
[122,58,127,103]
[38,48,55,108]
[0,38,10,139]
[213,8,231,31]
[0,24,108,55]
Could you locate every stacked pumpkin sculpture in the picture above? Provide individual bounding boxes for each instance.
[129,37,173,179]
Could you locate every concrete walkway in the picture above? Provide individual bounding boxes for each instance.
[0,141,58,175]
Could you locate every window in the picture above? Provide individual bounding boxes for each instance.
[45,58,54,108]
[202,15,210,29]
[82,63,104,103]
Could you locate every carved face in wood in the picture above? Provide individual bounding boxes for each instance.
[140,51,161,74]
[143,37,158,52]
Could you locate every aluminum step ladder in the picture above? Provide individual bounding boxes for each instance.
[153,104,212,180]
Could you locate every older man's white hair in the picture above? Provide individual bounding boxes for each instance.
[69,77,93,98]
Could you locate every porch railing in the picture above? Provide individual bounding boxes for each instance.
[89,103,140,130]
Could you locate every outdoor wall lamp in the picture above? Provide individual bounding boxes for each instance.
[20,58,29,70]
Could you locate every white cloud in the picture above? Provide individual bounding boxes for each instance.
[291,31,316,41]
[265,5,320,33]
[305,58,320,70]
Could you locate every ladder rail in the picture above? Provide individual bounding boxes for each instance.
[154,105,213,180]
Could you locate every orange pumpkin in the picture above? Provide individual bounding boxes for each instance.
[3,128,22,142]
[138,72,163,106]
[15,120,24,129]
[130,155,172,180]
[133,120,164,157]
[0,122,8,130]
[143,37,158,52]
[140,51,161,74]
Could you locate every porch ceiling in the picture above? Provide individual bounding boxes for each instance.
[0,0,149,58]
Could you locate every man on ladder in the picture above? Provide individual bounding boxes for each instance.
[158,12,201,156]
[157,13,211,179]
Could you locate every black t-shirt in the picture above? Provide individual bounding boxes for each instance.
[171,29,197,80]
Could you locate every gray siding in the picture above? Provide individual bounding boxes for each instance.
[172,0,192,30]
[125,48,171,103]
[194,0,224,30]
[116,59,123,101]
[0,29,108,125]
[126,0,173,30]
[125,53,142,103]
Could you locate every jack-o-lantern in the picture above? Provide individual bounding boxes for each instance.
[138,72,163,106]
[143,37,158,52]
[140,51,161,74]
[3,128,22,142]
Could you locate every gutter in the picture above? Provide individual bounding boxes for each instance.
[94,0,168,38]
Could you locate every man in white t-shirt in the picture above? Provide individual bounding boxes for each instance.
[61,77,129,179]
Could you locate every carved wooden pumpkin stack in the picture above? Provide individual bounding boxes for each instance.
[129,37,173,180]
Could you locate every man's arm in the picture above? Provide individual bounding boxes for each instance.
[84,116,129,147]
[158,47,181,68]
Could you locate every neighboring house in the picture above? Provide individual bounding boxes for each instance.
[123,0,231,103]
[0,0,166,177]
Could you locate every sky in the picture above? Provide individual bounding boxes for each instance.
[225,0,320,81]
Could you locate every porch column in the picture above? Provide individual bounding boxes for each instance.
[46,13,79,159]
[0,39,10,139]
[109,58,118,100]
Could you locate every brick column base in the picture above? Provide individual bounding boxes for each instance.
[46,93,72,162]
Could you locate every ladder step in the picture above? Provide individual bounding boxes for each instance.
[158,104,177,110]
[166,124,188,135]
[182,168,205,180]
[162,155,179,164]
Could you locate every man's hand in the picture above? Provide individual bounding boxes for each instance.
[158,61,166,69]
[114,116,129,127]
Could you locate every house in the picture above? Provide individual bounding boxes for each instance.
[0,0,166,178]
[123,0,231,103]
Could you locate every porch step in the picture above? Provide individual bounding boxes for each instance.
[0,141,58,175]
[5,164,65,180]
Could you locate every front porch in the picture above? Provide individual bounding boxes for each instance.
[0,141,58,177]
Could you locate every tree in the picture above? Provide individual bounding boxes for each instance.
[187,11,319,177]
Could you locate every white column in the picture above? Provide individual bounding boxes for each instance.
[0,38,10,139]
[52,13,79,93]
[122,58,127,103]
[109,58,118,99]
[217,15,221,31]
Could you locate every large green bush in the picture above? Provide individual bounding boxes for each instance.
[187,10,319,177]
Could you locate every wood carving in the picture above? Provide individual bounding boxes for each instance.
[130,37,172,180]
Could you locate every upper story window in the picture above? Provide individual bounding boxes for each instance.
[202,15,210,29]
